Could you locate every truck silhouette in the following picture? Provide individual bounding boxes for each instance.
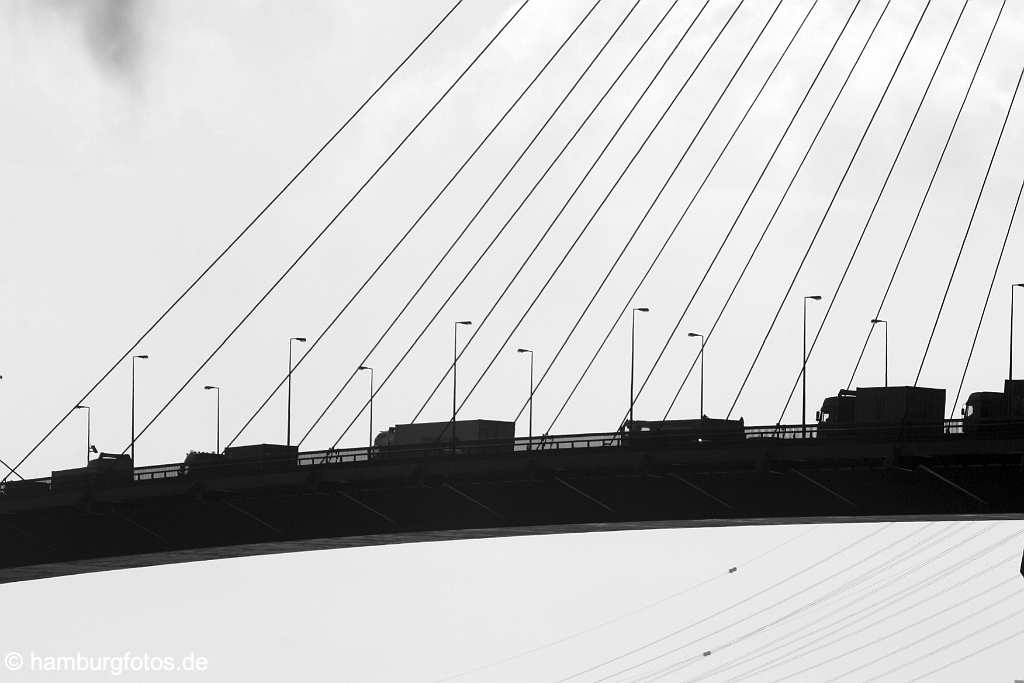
[962,379,1024,436]
[374,419,516,456]
[817,386,945,439]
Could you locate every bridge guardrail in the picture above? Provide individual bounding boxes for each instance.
[5,417,1016,497]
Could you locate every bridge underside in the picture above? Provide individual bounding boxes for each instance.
[2,437,1024,583]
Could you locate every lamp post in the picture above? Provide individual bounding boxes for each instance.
[1010,284,1024,412]
[517,348,534,450]
[357,366,374,455]
[74,404,91,466]
[870,319,888,387]
[687,333,705,418]
[630,307,650,428]
[802,296,821,438]
[287,337,306,447]
[203,385,221,453]
[130,354,149,463]
[452,321,472,452]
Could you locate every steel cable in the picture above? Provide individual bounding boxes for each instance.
[329,0,717,448]
[1,0,466,480]
[724,0,935,419]
[113,0,534,456]
[220,0,613,448]
[844,0,1009,390]
[512,0,819,430]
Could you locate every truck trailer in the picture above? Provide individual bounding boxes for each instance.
[628,418,746,446]
[374,419,515,456]
[816,386,945,439]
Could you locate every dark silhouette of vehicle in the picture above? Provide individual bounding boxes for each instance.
[627,417,746,446]
[374,420,515,457]
[817,386,945,439]
[50,452,134,493]
[962,379,1024,436]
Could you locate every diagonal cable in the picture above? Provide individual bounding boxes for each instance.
[774,0,972,423]
[329,0,715,448]
[221,0,611,448]
[949,154,1024,415]
[114,0,534,456]
[534,0,825,432]
[1,0,466,480]
[724,0,935,419]
[845,0,1009,389]
[293,0,648,448]
[914,65,1024,387]
[427,0,752,425]
[654,0,885,421]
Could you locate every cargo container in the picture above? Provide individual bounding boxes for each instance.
[374,420,515,456]
[817,386,945,438]
[1,479,51,498]
[628,418,745,445]
[221,444,298,474]
[50,452,134,493]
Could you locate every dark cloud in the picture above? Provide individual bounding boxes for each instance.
[39,0,145,81]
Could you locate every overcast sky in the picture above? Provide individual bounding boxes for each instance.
[2,0,1024,680]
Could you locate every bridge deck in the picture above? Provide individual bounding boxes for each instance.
[2,429,1023,583]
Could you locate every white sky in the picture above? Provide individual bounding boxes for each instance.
[2,0,1024,680]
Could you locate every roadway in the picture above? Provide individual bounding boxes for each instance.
[1,422,1023,583]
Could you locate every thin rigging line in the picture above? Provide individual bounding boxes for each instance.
[623,521,974,682]
[774,0,973,422]
[762,557,1019,682]
[431,526,817,683]
[844,0,1009,390]
[667,524,979,681]
[423,0,752,425]
[725,0,935,419]
[657,0,887,421]
[515,0,819,430]
[950,168,1024,415]
[914,65,1024,387]
[904,624,1024,682]
[114,0,534,456]
[550,0,865,431]
[834,596,1024,681]
[221,0,611,449]
[0,0,466,481]
[329,0,716,448]
[550,522,893,683]
[294,0,651,448]
[685,523,1014,682]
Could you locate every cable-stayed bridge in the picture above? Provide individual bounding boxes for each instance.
[4,0,1024,617]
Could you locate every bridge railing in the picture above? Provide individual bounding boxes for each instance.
[0,417,1003,497]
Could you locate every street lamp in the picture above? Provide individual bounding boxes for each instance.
[517,348,534,450]
[287,337,306,447]
[130,354,148,463]
[452,321,472,452]
[1010,284,1024,412]
[870,319,888,387]
[687,333,705,418]
[630,307,650,428]
[203,385,221,453]
[74,404,91,466]
[357,366,374,455]
[802,296,821,438]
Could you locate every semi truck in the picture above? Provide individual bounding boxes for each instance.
[179,444,300,476]
[816,386,946,439]
[628,417,746,445]
[961,379,1024,436]
[50,452,134,493]
[374,419,515,456]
